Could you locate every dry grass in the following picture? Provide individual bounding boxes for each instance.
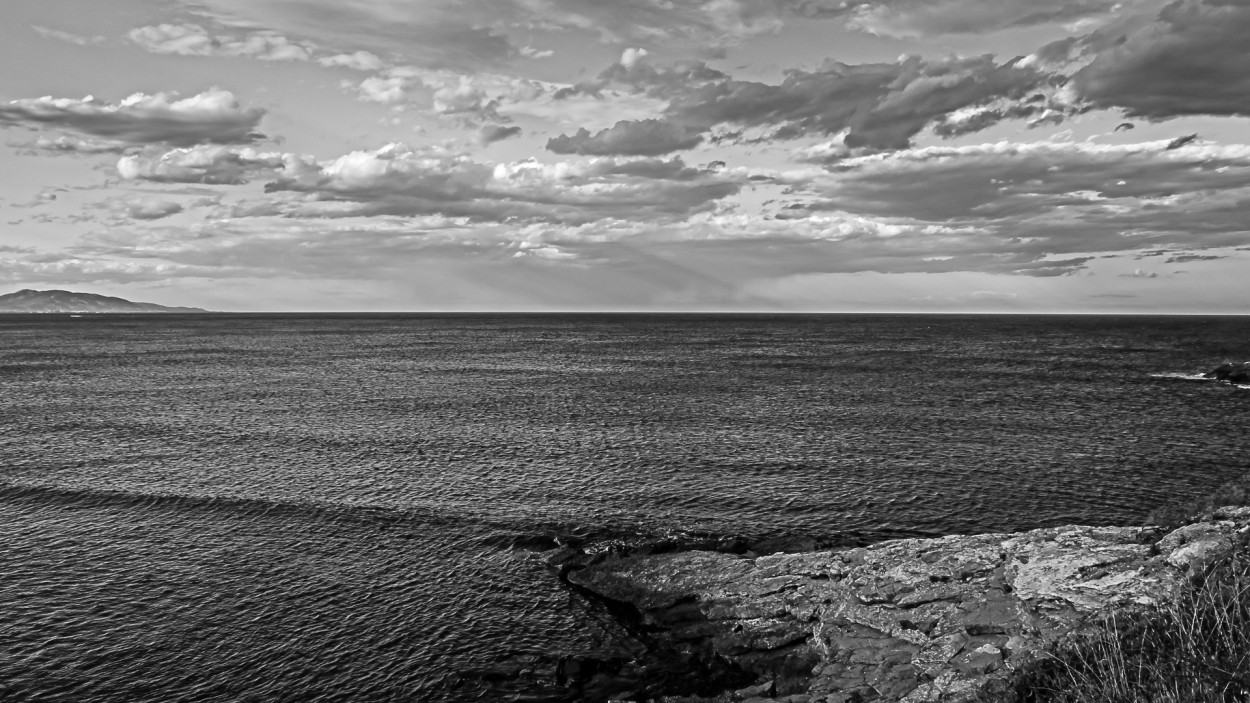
[1148,477,1250,531]
[1000,548,1250,703]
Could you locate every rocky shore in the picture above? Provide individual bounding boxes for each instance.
[554,507,1250,702]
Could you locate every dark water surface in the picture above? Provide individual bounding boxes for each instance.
[2,313,1248,700]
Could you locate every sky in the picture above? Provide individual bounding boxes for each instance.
[1,0,1248,312]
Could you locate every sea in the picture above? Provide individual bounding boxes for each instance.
[1,313,1248,702]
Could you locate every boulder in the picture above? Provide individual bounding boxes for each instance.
[1204,361,1250,384]
[563,516,1250,702]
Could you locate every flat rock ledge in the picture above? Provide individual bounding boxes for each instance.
[564,507,1250,703]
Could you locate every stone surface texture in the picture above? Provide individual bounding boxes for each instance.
[566,507,1250,703]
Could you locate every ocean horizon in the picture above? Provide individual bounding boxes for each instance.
[3,313,1248,701]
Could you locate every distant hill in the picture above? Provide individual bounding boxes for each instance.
[0,289,207,313]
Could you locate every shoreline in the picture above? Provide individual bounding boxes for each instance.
[550,508,1250,702]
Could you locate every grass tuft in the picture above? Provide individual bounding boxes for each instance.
[997,548,1250,703]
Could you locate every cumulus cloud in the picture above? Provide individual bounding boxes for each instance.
[547,119,704,156]
[432,77,502,121]
[357,73,419,104]
[259,142,741,224]
[117,145,294,184]
[0,89,266,146]
[128,24,314,61]
[1070,0,1250,119]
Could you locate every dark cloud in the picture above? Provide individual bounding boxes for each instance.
[1165,253,1225,263]
[479,124,523,145]
[0,90,266,147]
[799,140,1250,221]
[766,139,1250,275]
[1072,0,1250,119]
[1166,133,1199,150]
[578,51,1049,151]
[671,55,1048,149]
[547,119,704,156]
[124,200,185,220]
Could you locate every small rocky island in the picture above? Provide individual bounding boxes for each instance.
[554,508,1250,702]
[0,289,206,313]
[1206,361,1250,385]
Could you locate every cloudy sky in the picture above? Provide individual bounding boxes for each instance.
[1,0,1248,312]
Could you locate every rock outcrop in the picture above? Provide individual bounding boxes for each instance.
[1205,362,1250,385]
[562,507,1250,702]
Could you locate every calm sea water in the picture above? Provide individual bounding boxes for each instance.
[2,313,1248,701]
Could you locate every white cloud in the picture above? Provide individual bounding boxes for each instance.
[841,0,1125,37]
[259,142,743,225]
[518,46,554,59]
[127,24,315,61]
[32,25,105,46]
[12,135,131,155]
[318,51,385,72]
[0,89,266,146]
[117,145,298,184]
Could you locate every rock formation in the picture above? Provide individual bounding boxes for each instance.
[560,507,1250,702]
[1205,362,1250,385]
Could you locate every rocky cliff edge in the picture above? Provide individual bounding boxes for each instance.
[562,507,1250,702]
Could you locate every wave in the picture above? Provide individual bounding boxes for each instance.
[1149,372,1210,381]
[1151,372,1250,390]
[0,480,928,564]
[0,481,497,535]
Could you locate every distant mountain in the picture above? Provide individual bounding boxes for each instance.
[0,289,207,313]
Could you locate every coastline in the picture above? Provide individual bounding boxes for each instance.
[552,508,1250,702]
